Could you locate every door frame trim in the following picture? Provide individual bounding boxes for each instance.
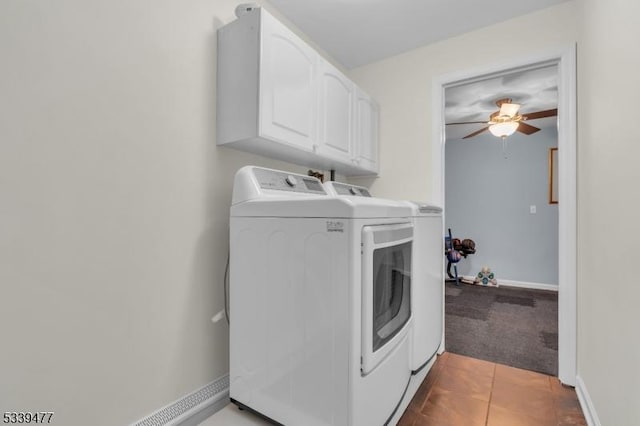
[431,44,577,385]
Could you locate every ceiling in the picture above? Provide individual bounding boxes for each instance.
[268,0,571,69]
[444,65,558,140]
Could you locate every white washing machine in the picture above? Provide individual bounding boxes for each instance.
[404,201,443,373]
[230,167,415,426]
[324,182,444,372]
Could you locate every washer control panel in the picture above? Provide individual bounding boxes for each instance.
[325,181,371,197]
[254,168,327,195]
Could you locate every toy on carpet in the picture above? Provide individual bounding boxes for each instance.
[473,266,499,287]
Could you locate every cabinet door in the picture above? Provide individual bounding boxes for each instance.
[317,60,355,163]
[259,11,317,150]
[355,89,379,173]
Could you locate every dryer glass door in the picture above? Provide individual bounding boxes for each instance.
[361,223,413,375]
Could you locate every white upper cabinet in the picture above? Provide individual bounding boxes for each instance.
[355,88,379,173]
[259,11,317,149]
[317,60,355,163]
[217,7,378,176]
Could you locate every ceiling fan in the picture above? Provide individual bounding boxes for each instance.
[447,98,558,139]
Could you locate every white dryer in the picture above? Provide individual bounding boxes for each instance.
[323,182,444,424]
[324,182,444,372]
[230,167,414,426]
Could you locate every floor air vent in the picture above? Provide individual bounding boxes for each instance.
[131,374,229,426]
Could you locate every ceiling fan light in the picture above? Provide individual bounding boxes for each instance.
[489,121,519,138]
[499,102,521,118]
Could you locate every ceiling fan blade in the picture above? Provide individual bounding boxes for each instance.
[462,127,489,139]
[517,122,541,135]
[523,108,558,120]
[446,121,487,125]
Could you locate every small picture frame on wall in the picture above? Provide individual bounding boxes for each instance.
[549,147,558,204]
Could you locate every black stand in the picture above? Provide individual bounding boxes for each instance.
[445,228,476,286]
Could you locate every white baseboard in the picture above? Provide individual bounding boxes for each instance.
[576,375,601,426]
[460,276,558,292]
[130,374,229,426]
[500,279,558,292]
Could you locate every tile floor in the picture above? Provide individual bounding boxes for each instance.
[200,352,586,425]
[398,352,586,426]
[198,403,268,425]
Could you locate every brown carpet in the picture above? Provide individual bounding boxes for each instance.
[444,282,558,376]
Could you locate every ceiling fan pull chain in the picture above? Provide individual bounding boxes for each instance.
[502,137,509,159]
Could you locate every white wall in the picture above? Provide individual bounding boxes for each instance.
[445,128,558,285]
[347,2,579,202]
[3,0,639,424]
[0,1,336,425]
[348,0,640,423]
[577,0,640,424]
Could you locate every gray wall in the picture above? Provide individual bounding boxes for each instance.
[445,127,558,285]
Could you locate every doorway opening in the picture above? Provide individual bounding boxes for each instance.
[444,64,559,375]
[432,45,576,385]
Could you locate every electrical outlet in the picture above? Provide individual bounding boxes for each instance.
[530,205,537,214]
